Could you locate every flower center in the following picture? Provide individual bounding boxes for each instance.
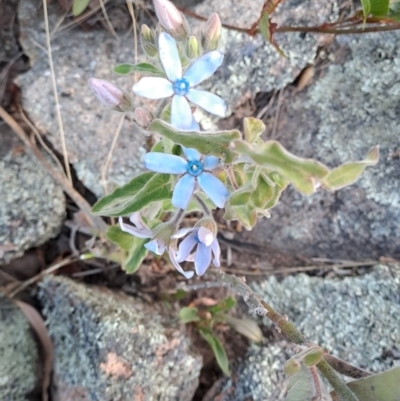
[187,160,203,177]
[173,78,190,96]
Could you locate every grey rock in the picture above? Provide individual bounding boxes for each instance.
[0,125,65,264]
[247,32,400,260]
[37,276,202,401]
[16,0,148,198]
[190,0,338,114]
[0,296,40,401]
[204,265,400,401]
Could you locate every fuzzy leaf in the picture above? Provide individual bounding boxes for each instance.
[106,225,135,250]
[149,119,241,163]
[286,364,332,401]
[72,0,90,16]
[331,367,400,401]
[258,12,286,56]
[244,117,265,143]
[124,237,148,274]
[361,0,390,17]
[113,63,166,77]
[179,307,200,323]
[322,146,379,190]
[92,173,172,217]
[199,330,230,376]
[233,140,329,195]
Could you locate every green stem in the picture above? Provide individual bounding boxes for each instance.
[317,358,359,401]
[194,194,211,215]
[324,354,372,379]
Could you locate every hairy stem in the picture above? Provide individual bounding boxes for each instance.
[317,358,359,401]
[194,194,211,215]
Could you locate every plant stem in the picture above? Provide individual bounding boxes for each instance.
[317,358,359,401]
[211,269,359,401]
[194,194,211,215]
[324,354,372,379]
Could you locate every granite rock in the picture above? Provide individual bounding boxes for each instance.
[204,265,400,401]
[0,296,40,401]
[0,125,65,264]
[37,276,202,401]
[246,32,400,260]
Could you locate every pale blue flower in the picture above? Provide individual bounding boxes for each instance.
[132,32,226,130]
[170,226,221,277]
[118,213,166,255]
[144,146,229,210]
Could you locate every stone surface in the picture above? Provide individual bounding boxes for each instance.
[16,0,148,198]
[37,276,202,401]
[246,32,400,260]
[0,125,65,264]
[0,296,40,401]
[204,265,400,401]
[190,0,338,117]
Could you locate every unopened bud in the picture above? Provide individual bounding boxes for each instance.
[283,359,301,376]
[141,24,156,44]
[134,108,152,129]
[202,13,222,51]
[302,347,324,367]
[88,78,131,112]
[143,42,158,58]
[187,36,200,59]
[153,0,189,41]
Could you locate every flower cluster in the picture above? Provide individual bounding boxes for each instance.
[89,0,228,278]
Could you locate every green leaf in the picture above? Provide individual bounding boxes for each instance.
[286,364,332,401]
[72,0,90,16]
[124,237,148,274]
[258,12,286,57]
[322,146,379,190]
[208,297,236,314]
[92,172,173,217]
[223,315,263,342]
[361,0,390,18]
[331,367,400,401]
[106,225,135,250]
[244,117,265,143]
[149,119,241,163]
[233,140,329,195]
[179,307,200,323]
[113,63,166,77]
[199,330,230,376]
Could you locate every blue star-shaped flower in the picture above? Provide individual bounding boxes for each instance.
[133,32,226,130]
[144,147,229,210]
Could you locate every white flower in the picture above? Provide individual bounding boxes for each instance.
[133,32,226,130]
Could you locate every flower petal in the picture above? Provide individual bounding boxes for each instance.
[190,117,200,131]
[211,238,221,267]
[129,212,150,231]
[144,153,187,174]
[197,172,230,208]
[204,155,220,170]
[144,239,166,255]
[182,146,201,161]
[169,247,194,279]
[186,89,226,117]
[132,77,173,99]
[171,95,193,130]
[158,32,182,82]
[172,174,196,209]
[118,217,153,238]
[183,51,224,87]
[197,226,214,246]
[176,232,198,262]
[172,227,197,239]
[194,243,212,276]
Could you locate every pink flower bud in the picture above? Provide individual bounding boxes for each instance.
[202,13,222,51]
[153,0,189,40]
[88,78,131,112]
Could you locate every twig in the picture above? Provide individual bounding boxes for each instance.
[324,354,372,379]
[126,0,139,82]
[99,0,119,40]
[0,107,107,232]
[101,113,126,195]
[271,88,284,139]
[42,0,72,183]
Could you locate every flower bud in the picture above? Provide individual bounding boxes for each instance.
[141,24,156,44]
[153,0,189,41]
[134,108,152,129]
[187,36,200,59]
[202,13,222,51]
[302,346,324,367]
[283,359,301,376]
[88,78,131,112]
